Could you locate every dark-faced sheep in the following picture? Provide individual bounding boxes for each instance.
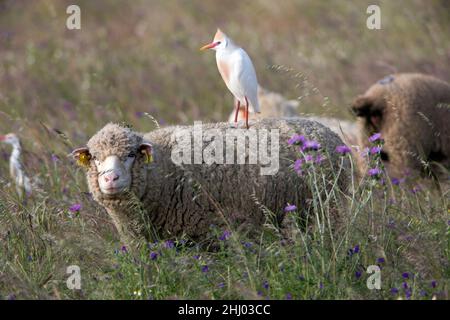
[352,73,450,179]
[72,119,349,248]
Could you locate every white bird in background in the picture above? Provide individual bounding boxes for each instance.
[200,28,260,129]
[0,133,32,197]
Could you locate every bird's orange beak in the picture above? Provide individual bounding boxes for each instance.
[200,41,219,51]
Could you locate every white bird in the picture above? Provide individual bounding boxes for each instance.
[200,28,260,129]
[0,133,32,197]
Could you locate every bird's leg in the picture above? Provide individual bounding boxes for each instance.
[245,96,249,129]
[234,100,241,124]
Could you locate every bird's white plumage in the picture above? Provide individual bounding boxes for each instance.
[206,29,260,115]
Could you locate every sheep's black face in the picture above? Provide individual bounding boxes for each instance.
[71,123,153,200]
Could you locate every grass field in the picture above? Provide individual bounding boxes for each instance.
[0,0,449,299]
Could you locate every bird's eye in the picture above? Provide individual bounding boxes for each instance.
[217,41,221,44]
[128,152,136,158]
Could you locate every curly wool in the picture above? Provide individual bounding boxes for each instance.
[81,119,350,246]
[352,73,450,178]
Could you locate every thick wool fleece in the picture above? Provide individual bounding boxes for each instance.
[82,119,349,247]
[352,73,450,178]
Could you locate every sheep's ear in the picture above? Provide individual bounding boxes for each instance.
[139,143,153,164]
[71,147,91,168]
[351,95,373,117]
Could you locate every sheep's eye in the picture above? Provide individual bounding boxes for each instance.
[128,152,136,158]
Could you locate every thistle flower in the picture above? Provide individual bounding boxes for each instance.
[294,159,303,172]
[219,230,231,241]
[370,146,382,154]
[165,240,175,249]
[315,154,325,164]
[369,133,381,142]
[69,203,82,213]
[377,257,385,264]
[302,140,321,151]
[150,252,158,261]
[284,204,297,212]
[288,134,306,146]
[336,145,351,155]
[368,168,382,177]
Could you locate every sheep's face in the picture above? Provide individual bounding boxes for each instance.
[72,123,153,201]
[95,154,135,195]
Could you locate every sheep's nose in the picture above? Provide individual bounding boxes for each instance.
[104,173,119,183]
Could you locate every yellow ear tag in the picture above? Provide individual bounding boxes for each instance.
[142,150,153,164]
[77,152,91,167]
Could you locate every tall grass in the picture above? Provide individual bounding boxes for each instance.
[0,0,449,299]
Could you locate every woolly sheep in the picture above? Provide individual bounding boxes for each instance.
[351,73,450,179]
[72,119,349,248]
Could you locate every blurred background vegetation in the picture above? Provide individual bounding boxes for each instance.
[0,0,449,150]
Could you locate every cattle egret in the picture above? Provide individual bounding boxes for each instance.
[0,133,32,197]
[200,28,260,129]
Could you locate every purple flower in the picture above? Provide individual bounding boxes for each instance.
[165,240,175,249]
[405,289,412,299]
[201,265,209,273]
[243,242,252,248]
[288,134,306,146]
[431,280,437,288]
[121,245,127,253]
[319,282,324,289]
[219,230,231,241]
[336,145,351,155]
[420,290,427,297]
[263,280,269,289]
[218,282,225,289]
[69,203,82,212]
[377,257,385,264]
[348,244,360,256]
[294,159,303,172]
[193,255,200,260]
[368,168,382,177]
[285,293,292,300]
[51,154,59,162]
[150,252,158,260]
[257,291,263,296]
[315,154,325,164]
[391,178,401,185]
[302,140,321,151]
[390,287,399,295]
[284,204,297,212]
[369,133,381,142]
[402,282,408,289]
[370,146,382,154]
[402,272,409,279]
[305,154,314,162]
[355,271,362,279]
